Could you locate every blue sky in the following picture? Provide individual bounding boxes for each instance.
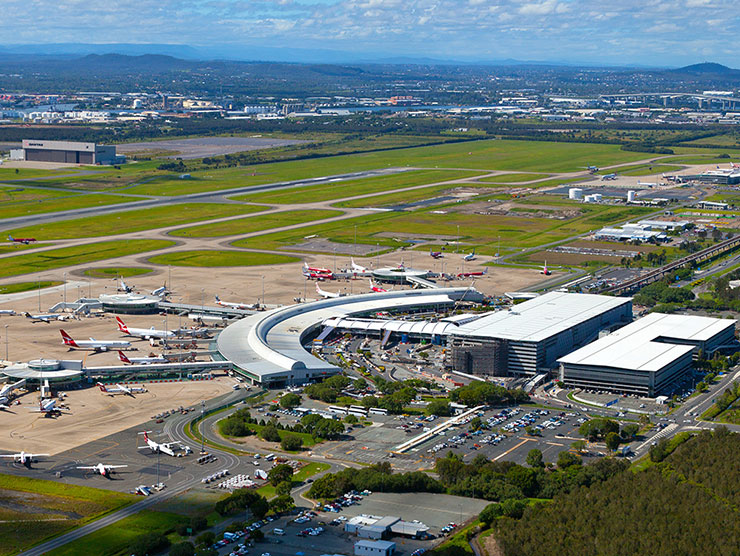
[3,0,739,66]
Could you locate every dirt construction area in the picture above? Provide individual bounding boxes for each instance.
[0,377,234,455]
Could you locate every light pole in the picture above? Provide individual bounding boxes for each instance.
[4,325,8,362]
[261,276,265,307]
[200,400,206,454]
[63,272,67,306]
[37,281,41,312]
[201,288,205,312]
[333,248,337,271]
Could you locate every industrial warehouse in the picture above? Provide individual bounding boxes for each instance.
[558,313,737,396]
[11,139,118,164]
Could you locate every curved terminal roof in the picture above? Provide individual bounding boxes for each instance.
[372,267,430,281]
[217,287,482,384]
[2,362,83,381]
[322,317,466,337]
[99,294,160,306]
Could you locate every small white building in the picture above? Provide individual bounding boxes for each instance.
[355,540,396,556]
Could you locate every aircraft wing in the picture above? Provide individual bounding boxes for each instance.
[106,464,128,469]
[0,454,19,458]
[160,444,176,456]
[76,466,98,470]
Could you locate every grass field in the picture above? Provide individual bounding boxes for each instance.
[0,280,63,294]
[231,169,482,204]
[610,163,683,176]
[0,191,140,220]
[234,200,655,253]
[474,172,549,183]
[333,185,463,208]
[6,203,268,240]
[82,267,154,278]
[0,239,175,279]
[0,243,44,255]
[0,473,135,556]
[0,167,78,179]
[170,209,342,238]
[148,249,300,267]
[45,510,187,556]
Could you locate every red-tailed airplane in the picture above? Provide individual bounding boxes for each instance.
[60,329,131,352]
[457,268,488,278]
[303,269,335,280]
[369,280,388,293]
[97,382,147,397]
[30,398,69,417]
[540,261,551,275]
[76,462,128,477]
[138,431,176,457]
[118,351,168,365]
[115,317,175,340]
[303,262,332,274]
[430,249,443,259]
[316,283,341,299]
[7,235,36,245]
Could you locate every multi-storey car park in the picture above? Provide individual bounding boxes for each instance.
[558,312,737,396]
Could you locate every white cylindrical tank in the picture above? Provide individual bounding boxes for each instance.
[569,188,584,200]
[627,190,636,202]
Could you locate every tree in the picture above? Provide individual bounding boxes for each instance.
[526,448,544,468]
[500,498,527,519]
[280,393,301,409]
[269,494,296,513]
[260,424,281,442]
[268,463,294,486]
[195,531,215,547]
[469,416,483,431]
[129,532,170,556]
[571,440,587,453]
[251,529,265,542]
[426,399,452,417]
[276,481,293,496]
[525,425,540,436]
[620,424,639,440]
[281,434,303,451]
[171,541,196,556]
[557,451,582,469]
[605,432,621,452]
[479,503,502,527]
[354,377,367,390]
[215,489,268,518]
[579,418,620,441]
[345,414,359,424]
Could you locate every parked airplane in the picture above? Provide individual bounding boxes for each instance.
[150,285,168,297]
[456,268,488,278]
[369,280,388,293]
[303,263,332,274]
[429,249,443,259]
[30,399,69,416]
[601,173,617,181]
[463,250,477,261]
[0,451,49,466]
[97,382,147,397]
[541,261,551,275]
[0,379,26,408]
[24,312,72,324]
[115,317,176,340]
[117,351,168,365]
[351,258,369,273]
[303,269,335,280]
[316,283,341,299]
[730,162,740,169]
[138,431,176,457]
[117,277,133,293]
[0,310,16,315]
[60,329,131,352]
[76,462,128,477]
[214,295,258,310]
[7,235,36,245]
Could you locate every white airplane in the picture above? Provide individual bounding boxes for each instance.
[0,309,15,316]
[369,280,388,293]
[214,295,258,310]
[30,399,69,416]
[76,462,128,477]
[601,173,617,181]
[0,451,49,466]
[118,351,168,365]
[150,285,168,297]
[316,283,341,299]
[138,431,176,457]
[463,250,477,261]
[115,317,176,340]
[117,277,133,293]
[97,382,147,397]
[60,329,131,352]
[24,312,72,324]
[351,258,369,274]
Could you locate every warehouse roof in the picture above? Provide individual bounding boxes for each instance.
[450,292,631,342]
[558,313,735,372]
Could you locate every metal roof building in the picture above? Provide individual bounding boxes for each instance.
[558,313,736,396]
[217,288,483,387]
[447,292,633,377]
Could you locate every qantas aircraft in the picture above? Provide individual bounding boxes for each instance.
[115,317,176,340]
[30,399,69,416]
[97,382,147,397]
[214,295,258,310]
[7,235,36,245]
[76,462,128,477]
[24,312,72,324]
[540,261,552,275]
[462,250,477,261]
[0,451,49,466]
[369,280,388,293]
[117,277,133,293]
[138,431,176,457]
[316,283,341,299]
[60,329,131,352]
[429,249,443,259]
[117,351,168,365]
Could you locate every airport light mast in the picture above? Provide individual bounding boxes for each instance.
[200,400,206,454]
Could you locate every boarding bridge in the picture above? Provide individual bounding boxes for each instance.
[48,298,102,314]
[158,301,255,318]
[407,275,440,289]
[83,360,233,376]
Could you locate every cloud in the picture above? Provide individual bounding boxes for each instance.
[518,0,567,15]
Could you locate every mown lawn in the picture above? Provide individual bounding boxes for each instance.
[148,249,300,267]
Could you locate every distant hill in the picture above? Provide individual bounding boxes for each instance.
[671,62,739,75]
[74,53,194,71]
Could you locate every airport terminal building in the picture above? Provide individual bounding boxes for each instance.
[558,313,737,396]
[445,292,633,377]
[17,140,117,165]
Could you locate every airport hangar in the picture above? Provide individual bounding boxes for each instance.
[13,139,117,165]
[558,312,737,396]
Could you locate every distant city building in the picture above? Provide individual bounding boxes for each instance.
[685,169,740,186]
[20,140,117,165]
[355,540,396,556]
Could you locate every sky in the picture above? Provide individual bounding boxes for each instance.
[2,0,739,66]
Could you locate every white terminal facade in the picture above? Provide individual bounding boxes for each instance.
[558,312,736,396]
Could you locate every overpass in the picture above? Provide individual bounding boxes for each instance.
[605,235,740,295]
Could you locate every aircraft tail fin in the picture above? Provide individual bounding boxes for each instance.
[118,351,131,364]
[59,329,77,347]
[115,317,128,333]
